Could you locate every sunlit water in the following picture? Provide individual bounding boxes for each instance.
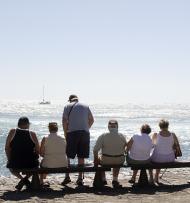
[1,101,190,176]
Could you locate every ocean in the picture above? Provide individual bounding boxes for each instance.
[1,101,190,176]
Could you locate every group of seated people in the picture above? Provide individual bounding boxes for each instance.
[5,117,181,190]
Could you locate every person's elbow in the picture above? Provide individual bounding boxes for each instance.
[89,117,94,128]
[93,147,99,155]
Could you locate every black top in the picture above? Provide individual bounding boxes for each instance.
[7,128,39,169]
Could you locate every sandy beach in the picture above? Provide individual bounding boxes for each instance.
[1,169,190,203]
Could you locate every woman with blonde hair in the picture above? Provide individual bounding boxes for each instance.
[151,119,181,183]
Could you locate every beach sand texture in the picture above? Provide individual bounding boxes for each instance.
[1,169,190,203]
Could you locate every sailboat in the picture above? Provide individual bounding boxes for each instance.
[39,86,51,105]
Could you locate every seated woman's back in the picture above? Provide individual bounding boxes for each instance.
[151,120,177,163]
[153,132,174,154]
[40,123,68,168]
[129,133,153,161]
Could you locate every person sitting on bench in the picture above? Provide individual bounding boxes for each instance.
[5,117,39,190]
[93,120,127,188]
[40,122,68,185]
[126,124,154,184]
[151,119,181,183]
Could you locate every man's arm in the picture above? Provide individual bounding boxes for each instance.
[126,138,134,152]
[88,109,94,128]
[5,129,15,160]
[62,117,68,138]
[40,137,46,157]
[152,133,157,145]
[62,107,69,138]
[31,132,40,155]
[93,135,103,166]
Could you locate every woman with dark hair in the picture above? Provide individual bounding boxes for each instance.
[5,117,39,190]
[151,119,181,183]
[127,124,153,184]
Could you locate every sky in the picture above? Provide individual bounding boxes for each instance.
[0,0,190,104]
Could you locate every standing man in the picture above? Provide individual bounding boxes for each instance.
[62,94,94,186]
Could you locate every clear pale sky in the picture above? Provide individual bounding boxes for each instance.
[0,0,190,104]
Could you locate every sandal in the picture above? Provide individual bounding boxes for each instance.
[128,179,135,184]
[61,176,71,185]
[15,177,31,191]
[76,178,83,186]
[103,180,108,185]
[41,182,50,187]
[112,180,122,189]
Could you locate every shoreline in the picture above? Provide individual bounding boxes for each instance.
[1,169,190,202]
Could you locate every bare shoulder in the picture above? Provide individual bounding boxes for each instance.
[171,132,178,139]
[170,131,176,135]
[41,137,46,143]
[7,129,16,138]
[6,129,16,145]
[152,133,158,139]
[30,131,38,140]
[30,131,37,136]
[9,128,16,134]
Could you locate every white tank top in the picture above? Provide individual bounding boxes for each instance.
[154,133,174,155]
[129,133,153,161]
[41,133,68,168]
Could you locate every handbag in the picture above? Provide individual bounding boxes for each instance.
[173,143,182,158]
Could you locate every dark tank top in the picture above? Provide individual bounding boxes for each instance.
[7,128,39,169]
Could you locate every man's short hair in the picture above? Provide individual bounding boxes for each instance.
[141,124,151,134]
[68,94,78,102]
[108,120,118,127]
[159,119,169,129]
[18,117,30,128]
[48,122,58,132]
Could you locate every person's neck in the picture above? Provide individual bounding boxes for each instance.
[50,131,57,134]
[160,129,170,136]
[18,127,29,130]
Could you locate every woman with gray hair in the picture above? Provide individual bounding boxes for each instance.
[127,124,154,184]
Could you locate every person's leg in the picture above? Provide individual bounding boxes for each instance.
[148,169,154,183]
[98,156,107,184]
[129,170,138,183]
[40,174,47,185]
[112,167,120,182]
[154,169,160,183]
[11,170,31,190]
[65,158,70,178]
[77,131,90,184]
[62,132,77,185]
[112,168,122,188]
[62,158,71,185]
[10,170,23,179]
[78,158,84,179]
